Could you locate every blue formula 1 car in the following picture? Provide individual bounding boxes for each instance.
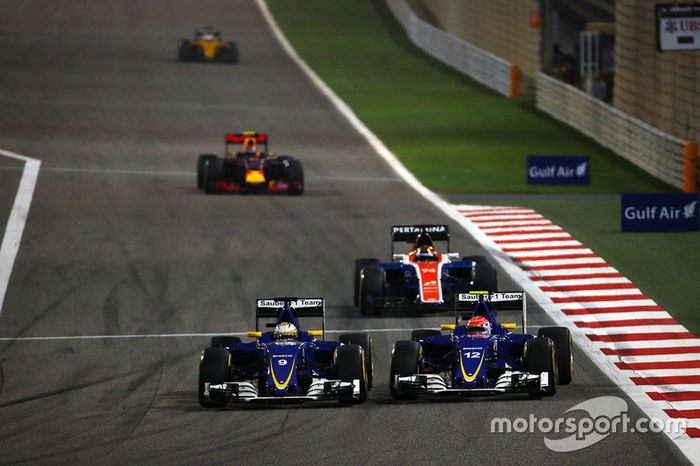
[198,298,373,406]
[389,291,573,399]
[354,225,498,315]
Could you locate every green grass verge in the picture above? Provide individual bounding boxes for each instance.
[266,0,700,335]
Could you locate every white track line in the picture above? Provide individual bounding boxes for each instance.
[0,325,543,341]
[0,165,401,183]
[0,148,41,316]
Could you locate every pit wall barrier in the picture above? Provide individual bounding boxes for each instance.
[537,73,698,192]
[385,0,520,98]
[385,0,698,192]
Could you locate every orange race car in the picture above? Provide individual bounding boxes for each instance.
[178,26,238,63]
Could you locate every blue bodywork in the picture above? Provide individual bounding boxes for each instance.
[221,304,340,397]
[394,293,545,396]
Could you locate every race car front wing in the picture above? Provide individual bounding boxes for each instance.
[395,371,549,396]
[203,378,361,404]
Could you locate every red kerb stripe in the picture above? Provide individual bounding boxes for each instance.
[664,408,700,419]
[494,236,574,245]
[530,272,623,281]
[647,391,700,402]
[617,360,700,371]
[503,245,587,253]
[552,294,649,303]
[526,263,609,271]
[602,346,700,356]
[587,332,695,342]
[517,253,599,262]
[562,306,664,315]
[540,283,636,292]
[577,318,678,329]
[632,375,700,385]
[486,229,564,237]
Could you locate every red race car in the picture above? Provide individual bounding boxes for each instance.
[197,132,304,195]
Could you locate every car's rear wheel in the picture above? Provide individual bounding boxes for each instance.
[339,333,374,390]
[226,41,239,63]
[538,326,573,385]
[197,154,217,189]
[334,344,367,404]
[177,39,192,61]
[198,347,230,408]
[524,337,557,397]
[286,159,304,195]
[390,340,422,400]
[354,258,379,307]
[359,265,383,316]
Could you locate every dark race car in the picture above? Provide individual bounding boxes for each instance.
[198,298,373,406]
[177,26,238,63]
[390,291,573,399]
[196,131,304,195]
[354,225,498,315]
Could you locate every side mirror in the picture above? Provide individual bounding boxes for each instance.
[501,323,517,329]
[308,330,323,337]
[440,324,456,331]
[247,331,262,338]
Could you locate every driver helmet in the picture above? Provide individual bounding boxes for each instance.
[414,245,437,261]
[243,137,257,153]
[414,232,433,248]
[273,322,298,341]
[466,316,491,339]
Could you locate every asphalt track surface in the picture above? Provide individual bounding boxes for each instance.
[0,1,690,464]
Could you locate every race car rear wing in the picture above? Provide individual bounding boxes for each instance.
[254,297,325,335]
[225,131,269,152]
[455,291,527,333]
[390,224,450,255]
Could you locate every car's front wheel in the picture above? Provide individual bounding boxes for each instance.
[198,347,230,408]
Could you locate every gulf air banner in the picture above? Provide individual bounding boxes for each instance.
[621,193,699,232]
[527,155,590,185]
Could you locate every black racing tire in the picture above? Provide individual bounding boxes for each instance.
[538,326,573,385]
[359,265,384,316]
[473,261,498,293]
[524,337,557,397]
[334,344,367,404]
[339,333,374,390]
[390,340,422,400]
[226,41,239,63]
[286,159,304,195]
[204,157,223,194]
[353,258,379,307]
[198,347,230,408]
[210,336,242,349]
[410,329,441,341]
[197,154,217,189]
[178,39,192,61]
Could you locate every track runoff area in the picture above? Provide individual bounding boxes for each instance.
[255,0,700,461]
